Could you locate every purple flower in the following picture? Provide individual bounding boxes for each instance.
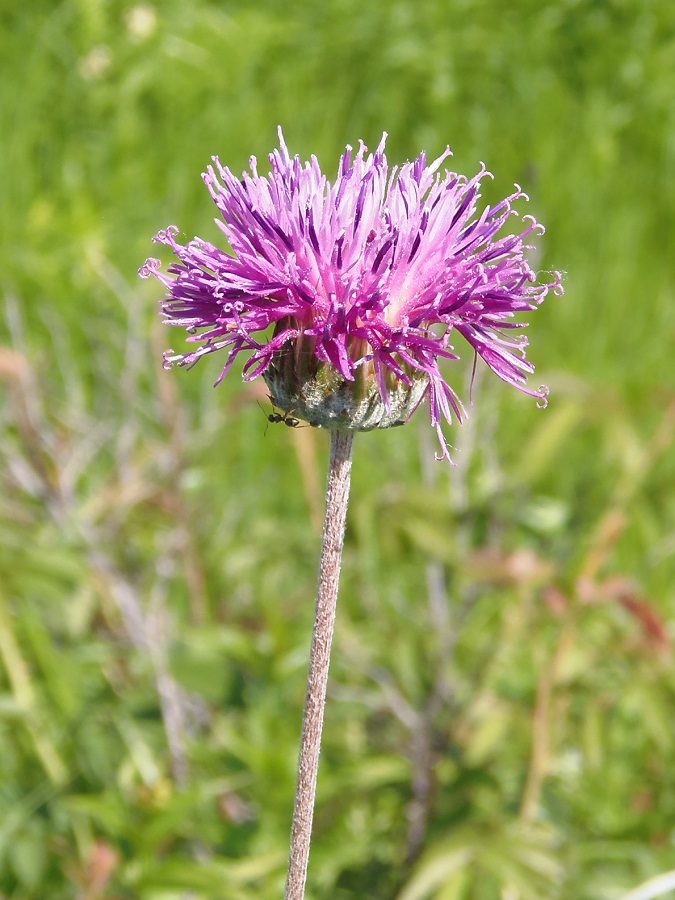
[140,129,562,460]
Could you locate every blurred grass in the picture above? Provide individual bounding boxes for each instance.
[1,0,674,897]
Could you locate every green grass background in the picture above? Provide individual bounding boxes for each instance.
[1,0,674,897]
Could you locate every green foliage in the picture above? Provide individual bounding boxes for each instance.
[1,0,674,897]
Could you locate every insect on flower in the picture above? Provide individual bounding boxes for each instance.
[140,129,563,460]
[268,409,301,428]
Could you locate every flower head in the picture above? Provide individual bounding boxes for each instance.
[140,128,562,460]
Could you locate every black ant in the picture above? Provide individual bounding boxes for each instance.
[258,399,303,432]
[268,410,301,428]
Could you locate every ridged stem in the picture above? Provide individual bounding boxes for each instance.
[284,430,355,900]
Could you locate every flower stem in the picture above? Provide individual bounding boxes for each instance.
[284,429,355,900]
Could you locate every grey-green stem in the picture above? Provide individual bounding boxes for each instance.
[284,429,355,900]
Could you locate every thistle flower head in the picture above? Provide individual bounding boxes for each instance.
[140,129,562,460]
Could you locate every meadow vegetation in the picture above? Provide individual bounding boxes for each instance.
[1,0,674,897]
